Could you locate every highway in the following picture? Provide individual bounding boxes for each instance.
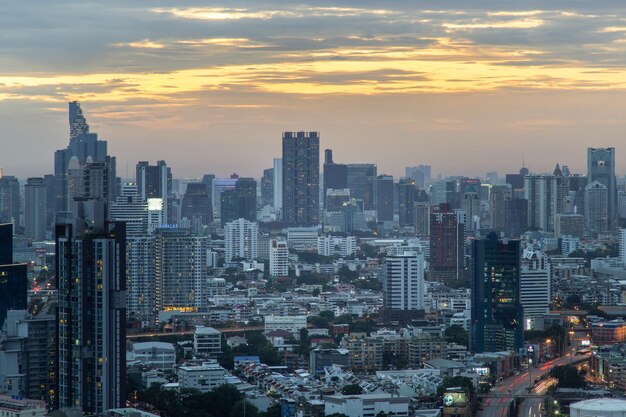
[478,353,590,417]
[126,325,264,339]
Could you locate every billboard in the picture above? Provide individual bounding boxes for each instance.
[443,392,468,408]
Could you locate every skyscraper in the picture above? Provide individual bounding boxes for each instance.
[235,177,257,222]
[181,182,213,226]
[430,204,466,286]
[0,223,27,328]
[520,249,550,330]
[0,175,20,226]
[489,185,511,233]
[381,251,425,324]
[136,160,172,222]
[155,227,208,311]
[323,149,348,208]
[375,175,394,224]
[397,177,419,228]
[587,147,616,230]
[471,233,523,353]
[54,102,117,217]
[24,177,47,241]
[273,158,283,212]
[585,181,608,234]
[525,175,558,232]
[55,220,127,413]
[261,168,274,207]
[347,163,377,211]
[282,132,320,225]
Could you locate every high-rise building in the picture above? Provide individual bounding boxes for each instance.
[470,233,523,353]
[0,309,56,402]
[430,204,466,286]
[585,181,609,234]
[520,249,550,330]
[525,175,558,232]
[261,168,274,207]
[375,175,394,224]
[126,236,156,322]
[110,183,150,236]
[323,149,348,208]
[347,164,377,211]
[554,214,584,239]
[414,202,431,237]
[405,165,431,188]
[460,179,481,232]
[269,239,289,276]
[398,178,419,228]
[136,160,172,222]
[273,158,283,212]
[504,198,528,238]
[0,176,20,226]
[212,177,238,222]
[619,229,626,266]
[282,132,320,225]
[490,185,511,233]
[54,102,117,217]
[235,177,257,222]
[24,177,47,241]
[0,223,27,329]
[155,228,208,311]
[381,251,425,323]
[224,218,259,262]
[55,217,126,413]
[588,148,616,230]
[181,182,213,226]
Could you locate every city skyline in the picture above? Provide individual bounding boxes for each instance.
[2,1,626,178]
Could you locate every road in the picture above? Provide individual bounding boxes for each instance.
[126,325,264,339]
[478,353,590,417]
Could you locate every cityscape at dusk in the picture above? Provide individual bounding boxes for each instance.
[3,2,626,417]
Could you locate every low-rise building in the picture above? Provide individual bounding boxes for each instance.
[324,393,410,417]
[264,315,307,339]
[0,395,46,417]
[177,362,227,393]
[193,326,222,357]
[129,342,176,369]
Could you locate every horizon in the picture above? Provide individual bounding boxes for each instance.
[2,1,626,179]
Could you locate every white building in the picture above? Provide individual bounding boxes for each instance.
[317,236,357,257]
[383,251,425,311]
[129,342,176,369]
[324,393,410,417]
[177,362,227,393]
[193,326,222,357]
[264,315,307,339]
[520,249,551,330]
[224,218,259,262]
[269,239,289,276]
[570,398,626,417]
[285,226,320,250]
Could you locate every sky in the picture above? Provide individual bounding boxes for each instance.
[2,0,626,179]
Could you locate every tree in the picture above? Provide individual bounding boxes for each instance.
[341,383,364,395]
[337,265,359,282]
[550,365,586,388]
[444,325,468,347]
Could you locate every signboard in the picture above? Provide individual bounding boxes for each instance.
[443,392,467,408]
[581,340,590,347]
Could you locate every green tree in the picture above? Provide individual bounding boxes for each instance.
[341,383,364,395]
[230,400,259,417]
[550,365,587,388]
[444,325,468,347]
